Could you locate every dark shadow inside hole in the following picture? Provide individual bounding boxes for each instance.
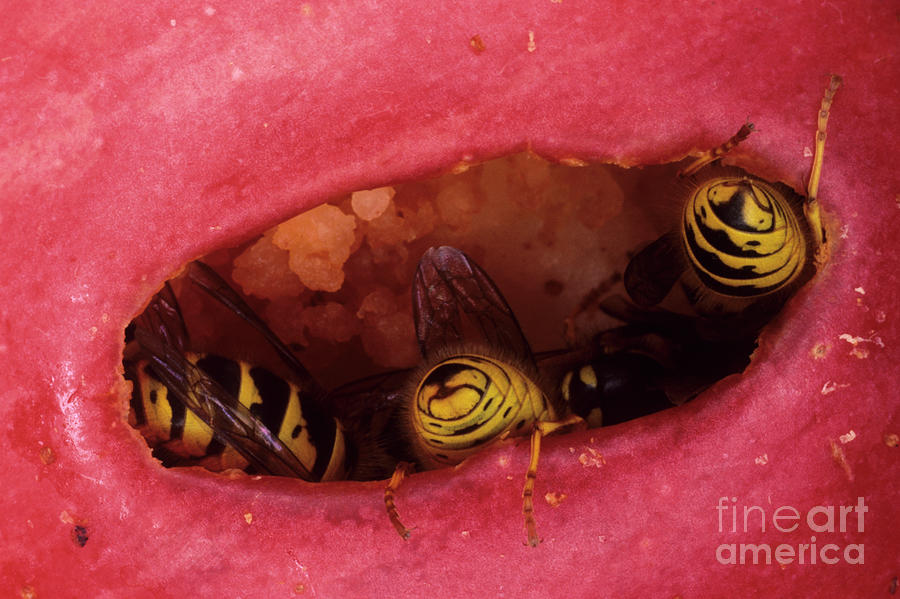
[123,152,775,479]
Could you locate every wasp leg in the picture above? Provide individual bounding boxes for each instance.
[522,415,584,547]
[806,74,842,250]
[385,462,414,540]
[678,122,755,178]
[523,427,544,547]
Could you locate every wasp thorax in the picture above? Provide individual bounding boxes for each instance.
[707,179,775,233]
[410,354,549,467]
[682,175,808,298]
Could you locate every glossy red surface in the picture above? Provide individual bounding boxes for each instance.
[2,1,898,597]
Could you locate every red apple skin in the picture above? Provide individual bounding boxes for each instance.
[1,1,898,597]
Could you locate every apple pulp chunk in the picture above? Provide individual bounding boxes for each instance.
[184,153,686,387]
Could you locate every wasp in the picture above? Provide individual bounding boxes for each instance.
[126,250,743,547]
[385,245,736,546]
[619,75,842,336]
[553,293,757,427]
[125,261,397,482]
[377,245,572,546]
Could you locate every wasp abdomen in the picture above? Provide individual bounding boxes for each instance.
[410,353,551,468]
[561,353,670,428]
[681,171,810,300]
[127,353,348,481]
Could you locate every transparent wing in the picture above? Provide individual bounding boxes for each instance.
[412,246,535,367]
[187,262,326,397]
[135,327,314,480]
[623,231,684,307]
[134,282,189,354]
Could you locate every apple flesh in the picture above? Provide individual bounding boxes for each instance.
[2,1,898,597]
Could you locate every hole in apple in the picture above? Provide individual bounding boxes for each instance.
[123,149,816,480]
[195,155,683,378]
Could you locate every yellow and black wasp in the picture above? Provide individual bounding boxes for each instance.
[619,75,841,336]
[383,245,586,546]
[125,249,749,547]
[563,280,761,422]
[125,261,396,482]
[384,245,746,546]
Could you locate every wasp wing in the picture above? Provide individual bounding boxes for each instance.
[187,261,325,397]
[623,231,684,307]
[413,246,535,367]
[134,282,190,354]
[135,328,314,480]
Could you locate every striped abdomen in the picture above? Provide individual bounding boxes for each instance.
[560,354,671,428]
[127,353,347,482]
[410,354,554,468]
[682,175,808,298]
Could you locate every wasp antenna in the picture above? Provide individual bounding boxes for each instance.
[805,74,842,249]
[679,122,756,178]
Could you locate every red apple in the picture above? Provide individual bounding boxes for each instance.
[2,1,898,597]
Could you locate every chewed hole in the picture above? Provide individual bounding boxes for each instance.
[123,151,789,478]
[170,154,686,384]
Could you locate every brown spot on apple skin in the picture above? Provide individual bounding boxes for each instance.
[71,525,89,547]
[39,446,55,465]
[811,343,829,359]
[884,433,899,447]
[578,448,606,468]
[544,491,567,507]
[829,439,854,481]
